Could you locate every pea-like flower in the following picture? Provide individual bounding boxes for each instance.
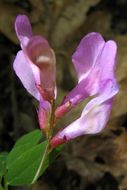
[13,15,119,148]
[13,15,56,132]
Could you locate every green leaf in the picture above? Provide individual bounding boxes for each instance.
[14,129,42,148]
[7,130,43,167]
[6,130,48,185]
[6,130,63,186]
[7,142,48,185]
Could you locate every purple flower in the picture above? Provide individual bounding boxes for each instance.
[51,33,119,147]
[13,15,56,131]
[13,15,119,147]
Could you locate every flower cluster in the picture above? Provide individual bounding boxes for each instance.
[13,15,119,148]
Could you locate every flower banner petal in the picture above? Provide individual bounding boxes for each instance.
[72,32,105,82]
[15,15,33,47]
[99,40,117,81]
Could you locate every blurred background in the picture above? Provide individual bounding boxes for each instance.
[0,0,127,189]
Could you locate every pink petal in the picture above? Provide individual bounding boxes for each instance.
[15,15,33,47]
[38,98,51,132]
[13,50,40,100]
[51,80,119,148]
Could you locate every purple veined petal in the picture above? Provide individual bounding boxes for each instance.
[15,15,33,47]
[13,50,40,100]
[51,80,119,148]
[72,32,105,82]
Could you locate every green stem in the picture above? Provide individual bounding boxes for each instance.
[31,139,50,184]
